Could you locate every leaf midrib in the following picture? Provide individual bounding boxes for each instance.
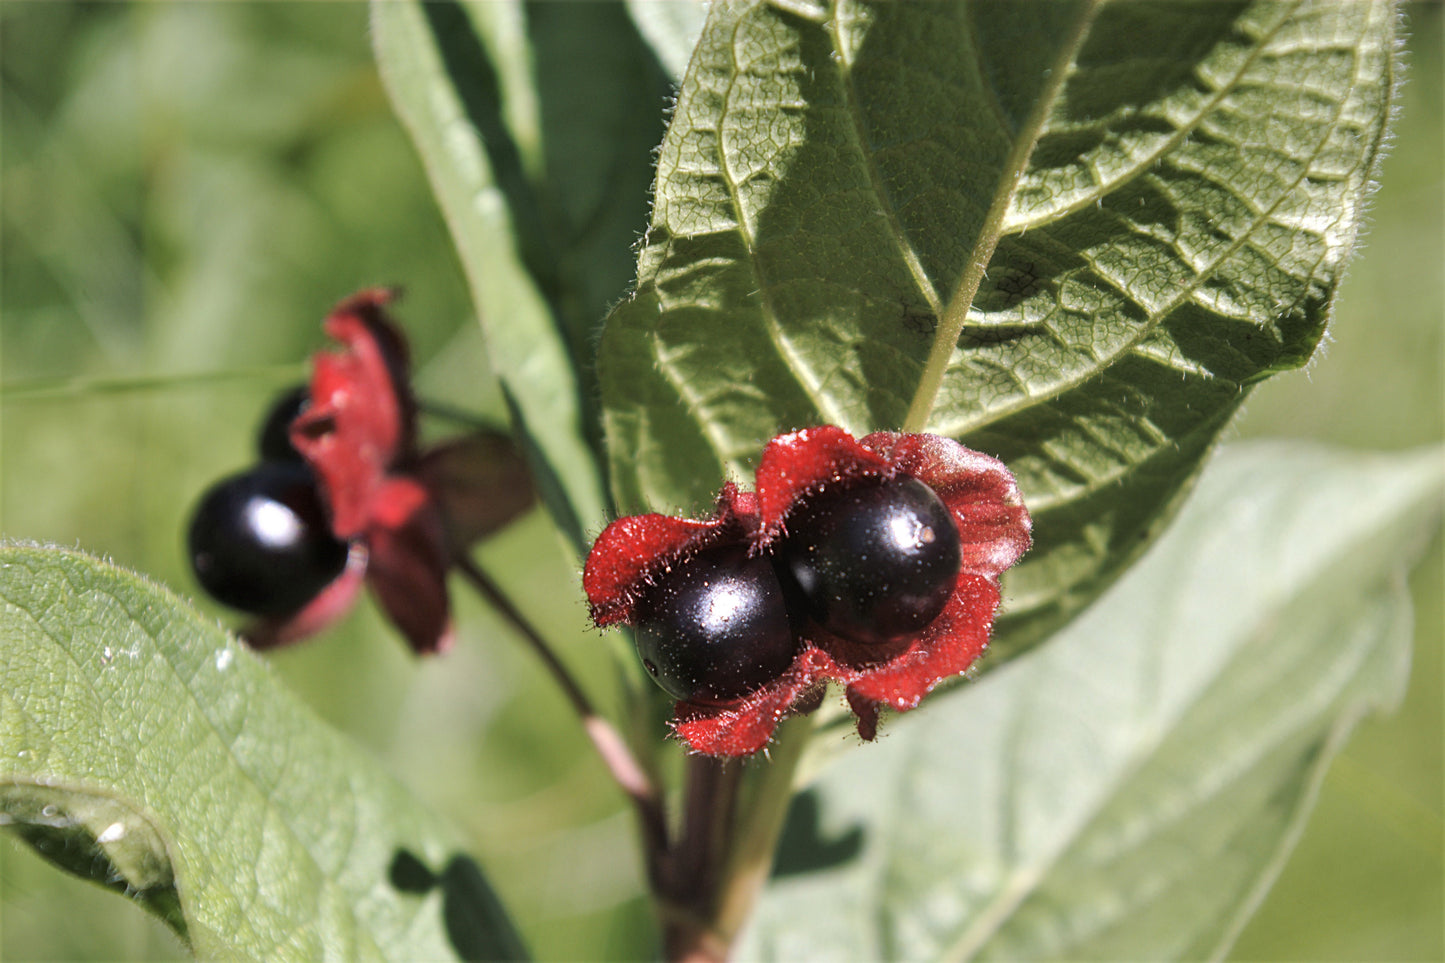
[902,0,1103,434]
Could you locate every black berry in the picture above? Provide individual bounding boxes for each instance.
[775,476,960,645]
[188,461,348,616]
[256,384,311,462]
[634,544,797,704]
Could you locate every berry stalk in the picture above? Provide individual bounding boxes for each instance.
[656,755,743,963]
[452,554,670,862]
[655,715,815,962]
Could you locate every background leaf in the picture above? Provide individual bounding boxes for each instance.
[0,543,526,962]
[740,441,1443,961]
[625,0,707,83]
[599,0,1398,663]
[371,0,672,553]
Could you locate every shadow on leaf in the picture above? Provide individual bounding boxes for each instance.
[389,848,530,961]
[770,789,865,879]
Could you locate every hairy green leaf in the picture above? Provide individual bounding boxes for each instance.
[599,0,1397,660]
[372,0,671,552]
[741,442,1442,961]
[0,544,525,962]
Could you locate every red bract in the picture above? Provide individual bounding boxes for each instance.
[292,288,416,538]
[584,482,760,630]
[248,289,452,653]
[584,426,1031,757]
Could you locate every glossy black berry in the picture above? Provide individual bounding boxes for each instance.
[188,461,348,616]
[775,476,960,645]
[256,384,311,462]
[633,544,797,704]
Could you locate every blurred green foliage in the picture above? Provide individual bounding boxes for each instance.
[2,4,645,959]
[0,3,1438,961]
[1227,4,1443,959]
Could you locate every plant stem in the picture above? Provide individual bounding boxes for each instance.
[454,558,816,961]
[658,755,744,963]
[452,555,669,861]
[901,0,1101,434]
[712,714,814,944]
[655,714,817,962]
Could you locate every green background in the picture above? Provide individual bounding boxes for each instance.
[1,3,1439,959]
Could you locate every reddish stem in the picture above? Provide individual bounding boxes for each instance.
[658,755,743,962]
[452,555,670,862]
[455,556,795,963]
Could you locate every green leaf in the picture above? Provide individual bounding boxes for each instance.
[599,0,1398,660]
[626,0,707,82]
[740,442,1443,961]
[0,544,526,962]
[371,0,671,554]
[524,2,673,364]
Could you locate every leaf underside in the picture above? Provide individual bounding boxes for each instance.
[0,544,525,962]
[372,0,672,553]
[599,0,1397,663]
[739,442,1443,962]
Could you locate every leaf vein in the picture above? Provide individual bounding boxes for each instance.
[828,0,943,317]
[934,32,1363,442]
[715,10,850,430]
[1003,2,1300,234]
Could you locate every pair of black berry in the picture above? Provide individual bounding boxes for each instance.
[633,476,962,705]
[187,387,349,617]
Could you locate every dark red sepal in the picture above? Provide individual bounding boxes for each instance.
[841,571,997,709]
[276,289,473,656]
[585,425,1032,757]
[673,648,835,757]
[416,431,534,556]
[364,476,454,655]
